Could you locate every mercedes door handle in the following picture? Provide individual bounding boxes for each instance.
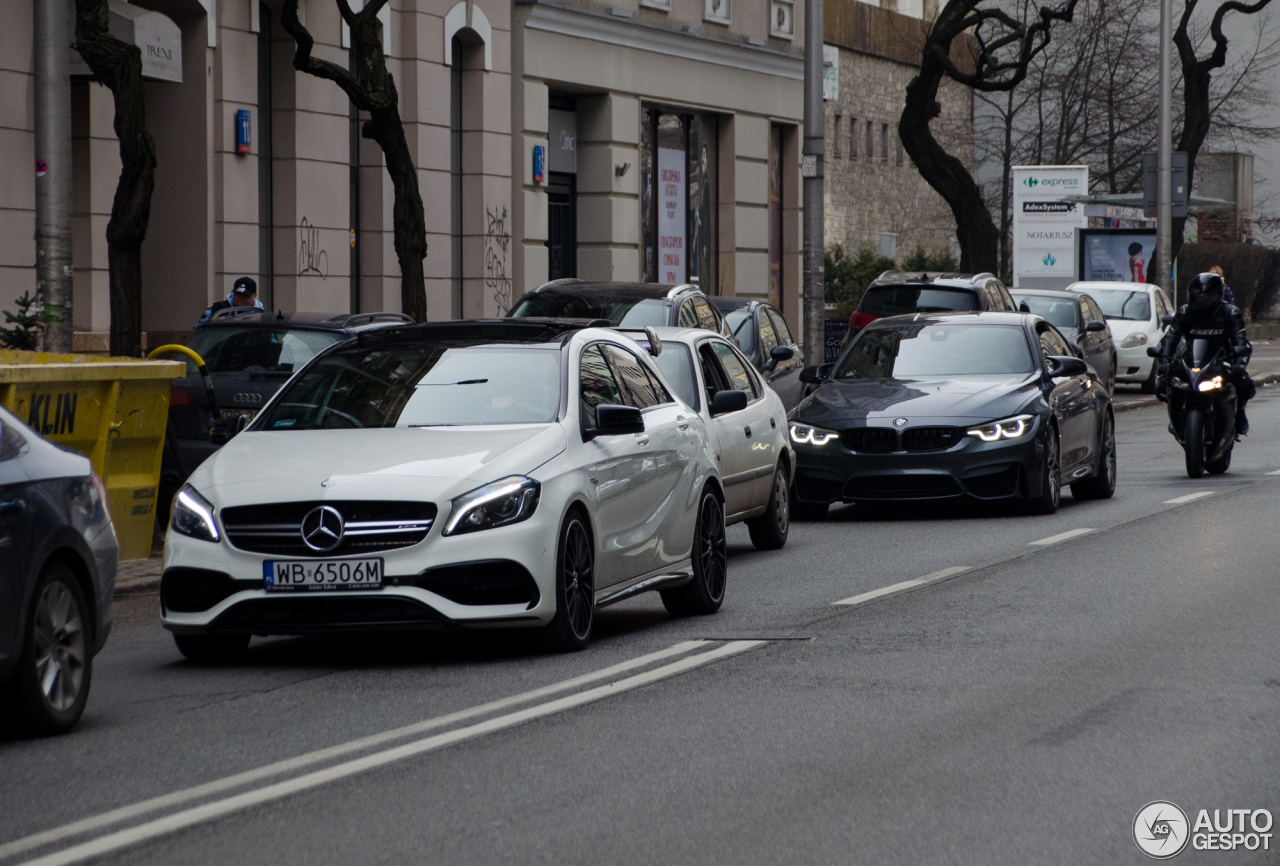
[636,435,650,446]
[0,499,25,516]
[744,426,752,438]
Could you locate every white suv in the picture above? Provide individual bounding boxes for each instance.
[161,320,724,656]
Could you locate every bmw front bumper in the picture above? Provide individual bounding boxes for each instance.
[792,419,1048,504]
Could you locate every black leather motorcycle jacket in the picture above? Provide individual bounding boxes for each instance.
[1156,302,1250,364]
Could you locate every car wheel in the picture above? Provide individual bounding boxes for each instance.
[173,633,250,663]
[746,464,790,550]
[6,561,92,736]
[1071,411,1116,500]
[1140,362,1157,394]
[1026,424,1061,515]
[544,512,595,651]
[662,487,727,616]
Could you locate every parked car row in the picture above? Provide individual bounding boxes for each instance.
[0,275,1154,735]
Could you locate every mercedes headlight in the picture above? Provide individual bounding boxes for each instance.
[1120,332,1148,348]
[444,476,540,536]
[1197,376,1223,392]
[789,423,839,446]
[966,414,1034,443]
[171,484,219,542]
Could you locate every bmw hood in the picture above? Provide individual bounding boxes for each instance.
[189,425,567,506]
[798,376,1041,427]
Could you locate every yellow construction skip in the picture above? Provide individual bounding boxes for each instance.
[0,349,185,561]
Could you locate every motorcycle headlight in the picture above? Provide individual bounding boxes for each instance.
[171,484,219,542]
[1120,332,1148,348]
[966,414,1034,443]
[789,423,839,446]
[444,476,540,536]
[1197,376,1223,392]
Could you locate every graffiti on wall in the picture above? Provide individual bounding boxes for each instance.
[298,217,328,279]
[485,206,512,314]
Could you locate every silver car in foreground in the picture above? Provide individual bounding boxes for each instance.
[161,320,724,656]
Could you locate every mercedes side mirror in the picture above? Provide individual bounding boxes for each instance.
[709,390,749,417]
[1086,320,1108,332]
[210,413,250,445]
[1046,355,1089,378]
[770,345,795,363]
[591,404,645,438]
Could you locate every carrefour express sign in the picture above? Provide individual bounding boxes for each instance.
[1012,165,1087,283]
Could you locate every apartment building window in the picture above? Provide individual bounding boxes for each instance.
[865,120,873,163]
[848,117,856,158]
[880,123,888,162]
[833,115,841,158]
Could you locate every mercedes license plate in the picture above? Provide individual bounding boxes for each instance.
[264,558,383,592]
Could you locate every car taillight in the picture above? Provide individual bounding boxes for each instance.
[849,311,878,330]
[169,387,190,406]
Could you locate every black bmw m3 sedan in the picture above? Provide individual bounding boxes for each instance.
[789,312,1116,518]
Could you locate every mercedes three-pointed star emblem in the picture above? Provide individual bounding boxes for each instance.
[301,505,345,553]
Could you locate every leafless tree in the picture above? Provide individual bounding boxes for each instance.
[282,0,428,321]
[73,0,156,357]
[900,0,1080,273]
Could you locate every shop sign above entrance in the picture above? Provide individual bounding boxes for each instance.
[68,0,183,83]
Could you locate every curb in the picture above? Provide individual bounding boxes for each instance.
[1112,371,1280,415]
[114,577,161,597]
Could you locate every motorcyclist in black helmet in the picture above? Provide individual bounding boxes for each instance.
[1156,272,1254,434]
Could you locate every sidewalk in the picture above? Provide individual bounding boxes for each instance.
[115,556,163,596]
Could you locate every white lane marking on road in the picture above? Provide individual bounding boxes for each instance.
[0,640,710,861]
[18,640,764,866]
[1268,469,1280,475]
[1028,528,1095,546]
[832,567,970,607]
[1163,491,1216,504]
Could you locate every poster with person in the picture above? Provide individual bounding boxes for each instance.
[1079,229,1156,282]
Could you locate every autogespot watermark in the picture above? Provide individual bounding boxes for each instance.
[1133,801,1274,858]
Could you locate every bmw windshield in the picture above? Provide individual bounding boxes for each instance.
[836,323,1034,379]
[258,345,562,429]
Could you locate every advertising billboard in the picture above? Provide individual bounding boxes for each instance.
[1078,228,1157,283]
[1012,165,1088,288]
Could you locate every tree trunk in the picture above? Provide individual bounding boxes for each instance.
[900,70,1000,273]
[282,0,428,321]
[74,0,156,357]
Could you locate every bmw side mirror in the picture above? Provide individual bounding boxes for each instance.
[591,404,645,439]
[1161,315,1175,327]
[1086,320,1108,332]
[210,413,250,445]
[799,363,832,384]
[1046,355,1089,378]
[709,389,749,416]
[770,345,795,363]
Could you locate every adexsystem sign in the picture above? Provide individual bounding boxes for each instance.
[1012,165,1087,287]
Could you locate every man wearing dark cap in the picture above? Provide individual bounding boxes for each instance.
[196,276,264,325]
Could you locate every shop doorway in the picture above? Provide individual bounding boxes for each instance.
[547,173,577,279]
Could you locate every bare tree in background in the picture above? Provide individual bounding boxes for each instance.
[282,0,428,321]
[73,0,156,357]
[900,0,1079,274]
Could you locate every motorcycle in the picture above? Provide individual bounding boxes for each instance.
[1148,337,1242,477]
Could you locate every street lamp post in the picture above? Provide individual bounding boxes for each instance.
[1156,0,1173,302]
[34,0,74,352]
[801,0,824,365]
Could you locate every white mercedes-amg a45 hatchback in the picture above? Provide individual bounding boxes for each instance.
[161,320,725,657]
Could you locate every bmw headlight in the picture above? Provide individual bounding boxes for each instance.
[966,414,1034,443]
[1197,376,1223,392]
[171,484,219,542]
[444,476,540,536]
[789,423,839,446]
[1120,332,1148,348]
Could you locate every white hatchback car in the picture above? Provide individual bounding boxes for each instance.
[623,327,793,550]
[1066,281,1172,392]
[161,320,724,656]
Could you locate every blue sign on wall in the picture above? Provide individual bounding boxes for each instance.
[236,109,252,154]
[532,145,545,184]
